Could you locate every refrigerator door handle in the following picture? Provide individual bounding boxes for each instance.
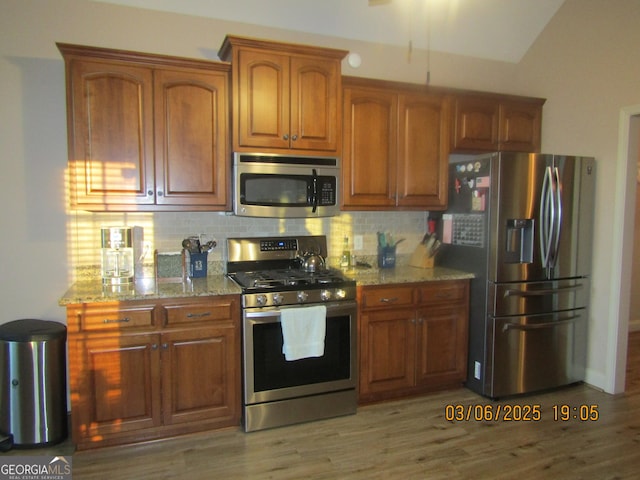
[539,166,554,275]
[503,283,584,297]
[550,166,563,268]
[501,315,580,332]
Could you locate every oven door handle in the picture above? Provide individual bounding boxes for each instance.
[311,168,318,213]
[245,310,282,324]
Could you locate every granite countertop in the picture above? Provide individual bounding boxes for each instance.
[59,265,472,305]
[59,276,242,305]
[344,265,474,286]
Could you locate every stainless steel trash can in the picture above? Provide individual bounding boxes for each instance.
[0,319,67,447]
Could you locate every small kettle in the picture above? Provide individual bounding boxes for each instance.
[298,252,326,273]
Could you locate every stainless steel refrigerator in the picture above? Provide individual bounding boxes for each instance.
[437,152,595,398]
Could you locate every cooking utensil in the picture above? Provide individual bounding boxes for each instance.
[200,240,217,253]
[182,237,201,254]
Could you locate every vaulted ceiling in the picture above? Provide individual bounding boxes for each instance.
[91,0,566,63]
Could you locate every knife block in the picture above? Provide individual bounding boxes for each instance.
[409,244,435,269]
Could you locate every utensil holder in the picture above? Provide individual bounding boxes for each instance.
[377,246,396,269]
[188,252,208,278]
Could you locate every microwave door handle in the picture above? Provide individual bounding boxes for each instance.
[311,168,318,213]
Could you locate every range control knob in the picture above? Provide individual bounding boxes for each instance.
[335,289,347,300]
[255,294,267,307]
[297,291,309,303]
[321,289,332,301]
[273,293,284,305]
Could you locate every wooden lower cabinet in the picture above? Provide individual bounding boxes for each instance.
[66,295,240,450]
[358,280,469,404]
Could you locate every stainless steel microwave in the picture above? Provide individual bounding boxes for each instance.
[233,153,340,218]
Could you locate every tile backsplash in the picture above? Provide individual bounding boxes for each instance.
[68,210,429,280]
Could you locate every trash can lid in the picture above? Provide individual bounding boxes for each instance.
[0,319,66,342]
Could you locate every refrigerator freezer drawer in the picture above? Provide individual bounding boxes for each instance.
[486,309,587,398]
[490,278,589,316]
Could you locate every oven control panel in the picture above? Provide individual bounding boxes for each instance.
[243,287,356,308]
[260,239,298,251]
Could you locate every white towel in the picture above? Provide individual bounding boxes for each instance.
[280,305,327,361]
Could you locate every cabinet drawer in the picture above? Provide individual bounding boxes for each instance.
[72,303,156,331]
[163,299,236,326]
[418,281,467,305]
[360,286,414,309]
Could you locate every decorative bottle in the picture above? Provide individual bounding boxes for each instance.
[340,236,351,268]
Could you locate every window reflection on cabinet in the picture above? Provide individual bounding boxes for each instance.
[66,296,240,450]
[58,43,230,211]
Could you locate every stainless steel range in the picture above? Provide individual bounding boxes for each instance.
[227,235,357,432]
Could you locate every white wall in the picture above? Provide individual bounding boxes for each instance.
[2,0,639,393]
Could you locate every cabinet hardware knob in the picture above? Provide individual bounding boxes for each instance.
[151,344,158,350]
[162,343,168,349]
[157,191,163,196]
[291,134,298,141]
[283,134,289,140]
[147,190,153,196]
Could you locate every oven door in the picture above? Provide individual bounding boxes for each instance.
[243,301,357,405]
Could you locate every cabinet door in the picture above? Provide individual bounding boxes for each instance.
[397,93,449,209]
[68,60,155,207]
[415,304,468,388]
[70,334,161,442]
[154,68,229,208]
[359,308,416,396]
[235,49,290,150]
[342,87,397,208]
[290,56,340,152]
[161,327,240,426]
[451,95,499,152]
[499,100,542,152]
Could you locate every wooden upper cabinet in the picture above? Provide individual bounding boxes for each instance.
[219,35,347,156]
[451,95,499,152]
[154,68,228,207]
[397,93,449,208]
[342,85,397,208]
[452,93,544,153]
[342,78,449,211]
[66,59,156,207]
[498,99,543,152]
[58,43,230,211]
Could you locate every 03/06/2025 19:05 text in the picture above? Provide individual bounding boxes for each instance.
[444,403,600,422]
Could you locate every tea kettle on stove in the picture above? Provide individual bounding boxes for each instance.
[298,251,326,273]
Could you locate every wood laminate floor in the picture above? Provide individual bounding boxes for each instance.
[4,332,640,479]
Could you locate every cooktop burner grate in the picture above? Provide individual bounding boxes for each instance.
[231,269,352,290]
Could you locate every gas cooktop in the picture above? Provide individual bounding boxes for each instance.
[230,268,353,291]
[226,235,356,307]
